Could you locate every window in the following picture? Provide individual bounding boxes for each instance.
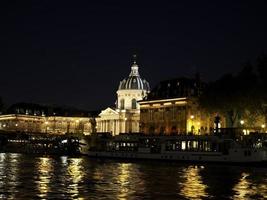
[120,99,125,109]
[132,99,137,109]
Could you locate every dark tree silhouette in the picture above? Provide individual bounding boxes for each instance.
[200,61,264,128]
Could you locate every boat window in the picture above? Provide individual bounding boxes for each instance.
[181,141,186,150]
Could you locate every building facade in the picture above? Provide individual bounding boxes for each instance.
[139,76,213,135]
[96,58,150,135]
[0,114,94,135]
[0,103,97,135]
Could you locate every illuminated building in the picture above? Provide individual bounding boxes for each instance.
[96,56,150,135]
[0,103,98,135]
[139,76,213,135]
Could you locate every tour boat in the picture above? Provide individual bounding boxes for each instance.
[0,132,81,155]
[83,133,267,164]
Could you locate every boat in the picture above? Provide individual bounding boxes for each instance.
[0,132,81,155]
[83,132,267,164]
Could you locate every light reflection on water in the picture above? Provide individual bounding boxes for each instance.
[114,163,146,200]
[233,172,267,200]
[116,163,131,200]
[36,157,53,199]
[67,158,85,199]
[0,153,21,199]
[0,153,266,199]
[180,165,208,200]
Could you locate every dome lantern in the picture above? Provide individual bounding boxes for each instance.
[118,56,150,91]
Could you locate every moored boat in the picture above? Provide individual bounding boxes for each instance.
[0,132,81,155]
[83,133,267,164]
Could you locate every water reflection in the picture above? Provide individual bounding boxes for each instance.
[116,163,131,200]
[0,153,21,199]
[180,165,208,200]
[61,156,68,167]
[110,162,145,200]
[0,154,267,199]
[0,153,6,162]
[67,158,85,199]
[36,157,53,199]
[233,172,267,200]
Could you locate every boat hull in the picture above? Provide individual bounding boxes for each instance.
[86,150,267,165]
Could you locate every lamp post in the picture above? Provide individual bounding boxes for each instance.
[53,112,56,134]
[261,124,266,133]
[190,115,195,134]
[240,120,246,135]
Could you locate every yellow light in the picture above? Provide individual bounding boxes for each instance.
[261,124,266,129]
[240,120,244,125]
[140,104,150,108]
[163,102,172,106]
[190,115,194,119]
[180,166,207,199]
[175,101,187,105]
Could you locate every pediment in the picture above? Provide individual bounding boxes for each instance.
[99,107,119,116]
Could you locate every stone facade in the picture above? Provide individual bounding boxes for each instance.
[139,97,212,135]
[0,114,94,135]
[96,58,150,135]
[0,103,97,135]
[139,76,213,135]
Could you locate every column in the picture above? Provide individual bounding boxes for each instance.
[113,120,116,136]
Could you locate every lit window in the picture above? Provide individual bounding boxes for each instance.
[182,141,186,150]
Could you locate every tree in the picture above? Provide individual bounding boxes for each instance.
[200,73,238,127]
[256,53,267,124]
[200,62,264,128]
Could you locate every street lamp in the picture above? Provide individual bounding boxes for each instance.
[240,120,247,135]
[190,115,195,134]
[261,124,266,133]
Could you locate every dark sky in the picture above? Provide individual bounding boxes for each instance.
[1,1,267,110]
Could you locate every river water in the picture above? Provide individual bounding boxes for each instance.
[0,153,267,200]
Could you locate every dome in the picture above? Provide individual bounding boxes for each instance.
[118,61,150,91]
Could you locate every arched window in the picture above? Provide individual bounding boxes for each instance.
[132,99,137,109]
[120,99,125,109]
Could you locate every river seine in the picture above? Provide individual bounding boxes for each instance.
[0,153,267,199]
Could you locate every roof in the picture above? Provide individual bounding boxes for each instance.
[146,76,205,100]
[118,62,150,91]
[5,102,100,117]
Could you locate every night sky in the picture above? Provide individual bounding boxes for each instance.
[1,1,267,110]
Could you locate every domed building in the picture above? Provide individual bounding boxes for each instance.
[96,57,150,135]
